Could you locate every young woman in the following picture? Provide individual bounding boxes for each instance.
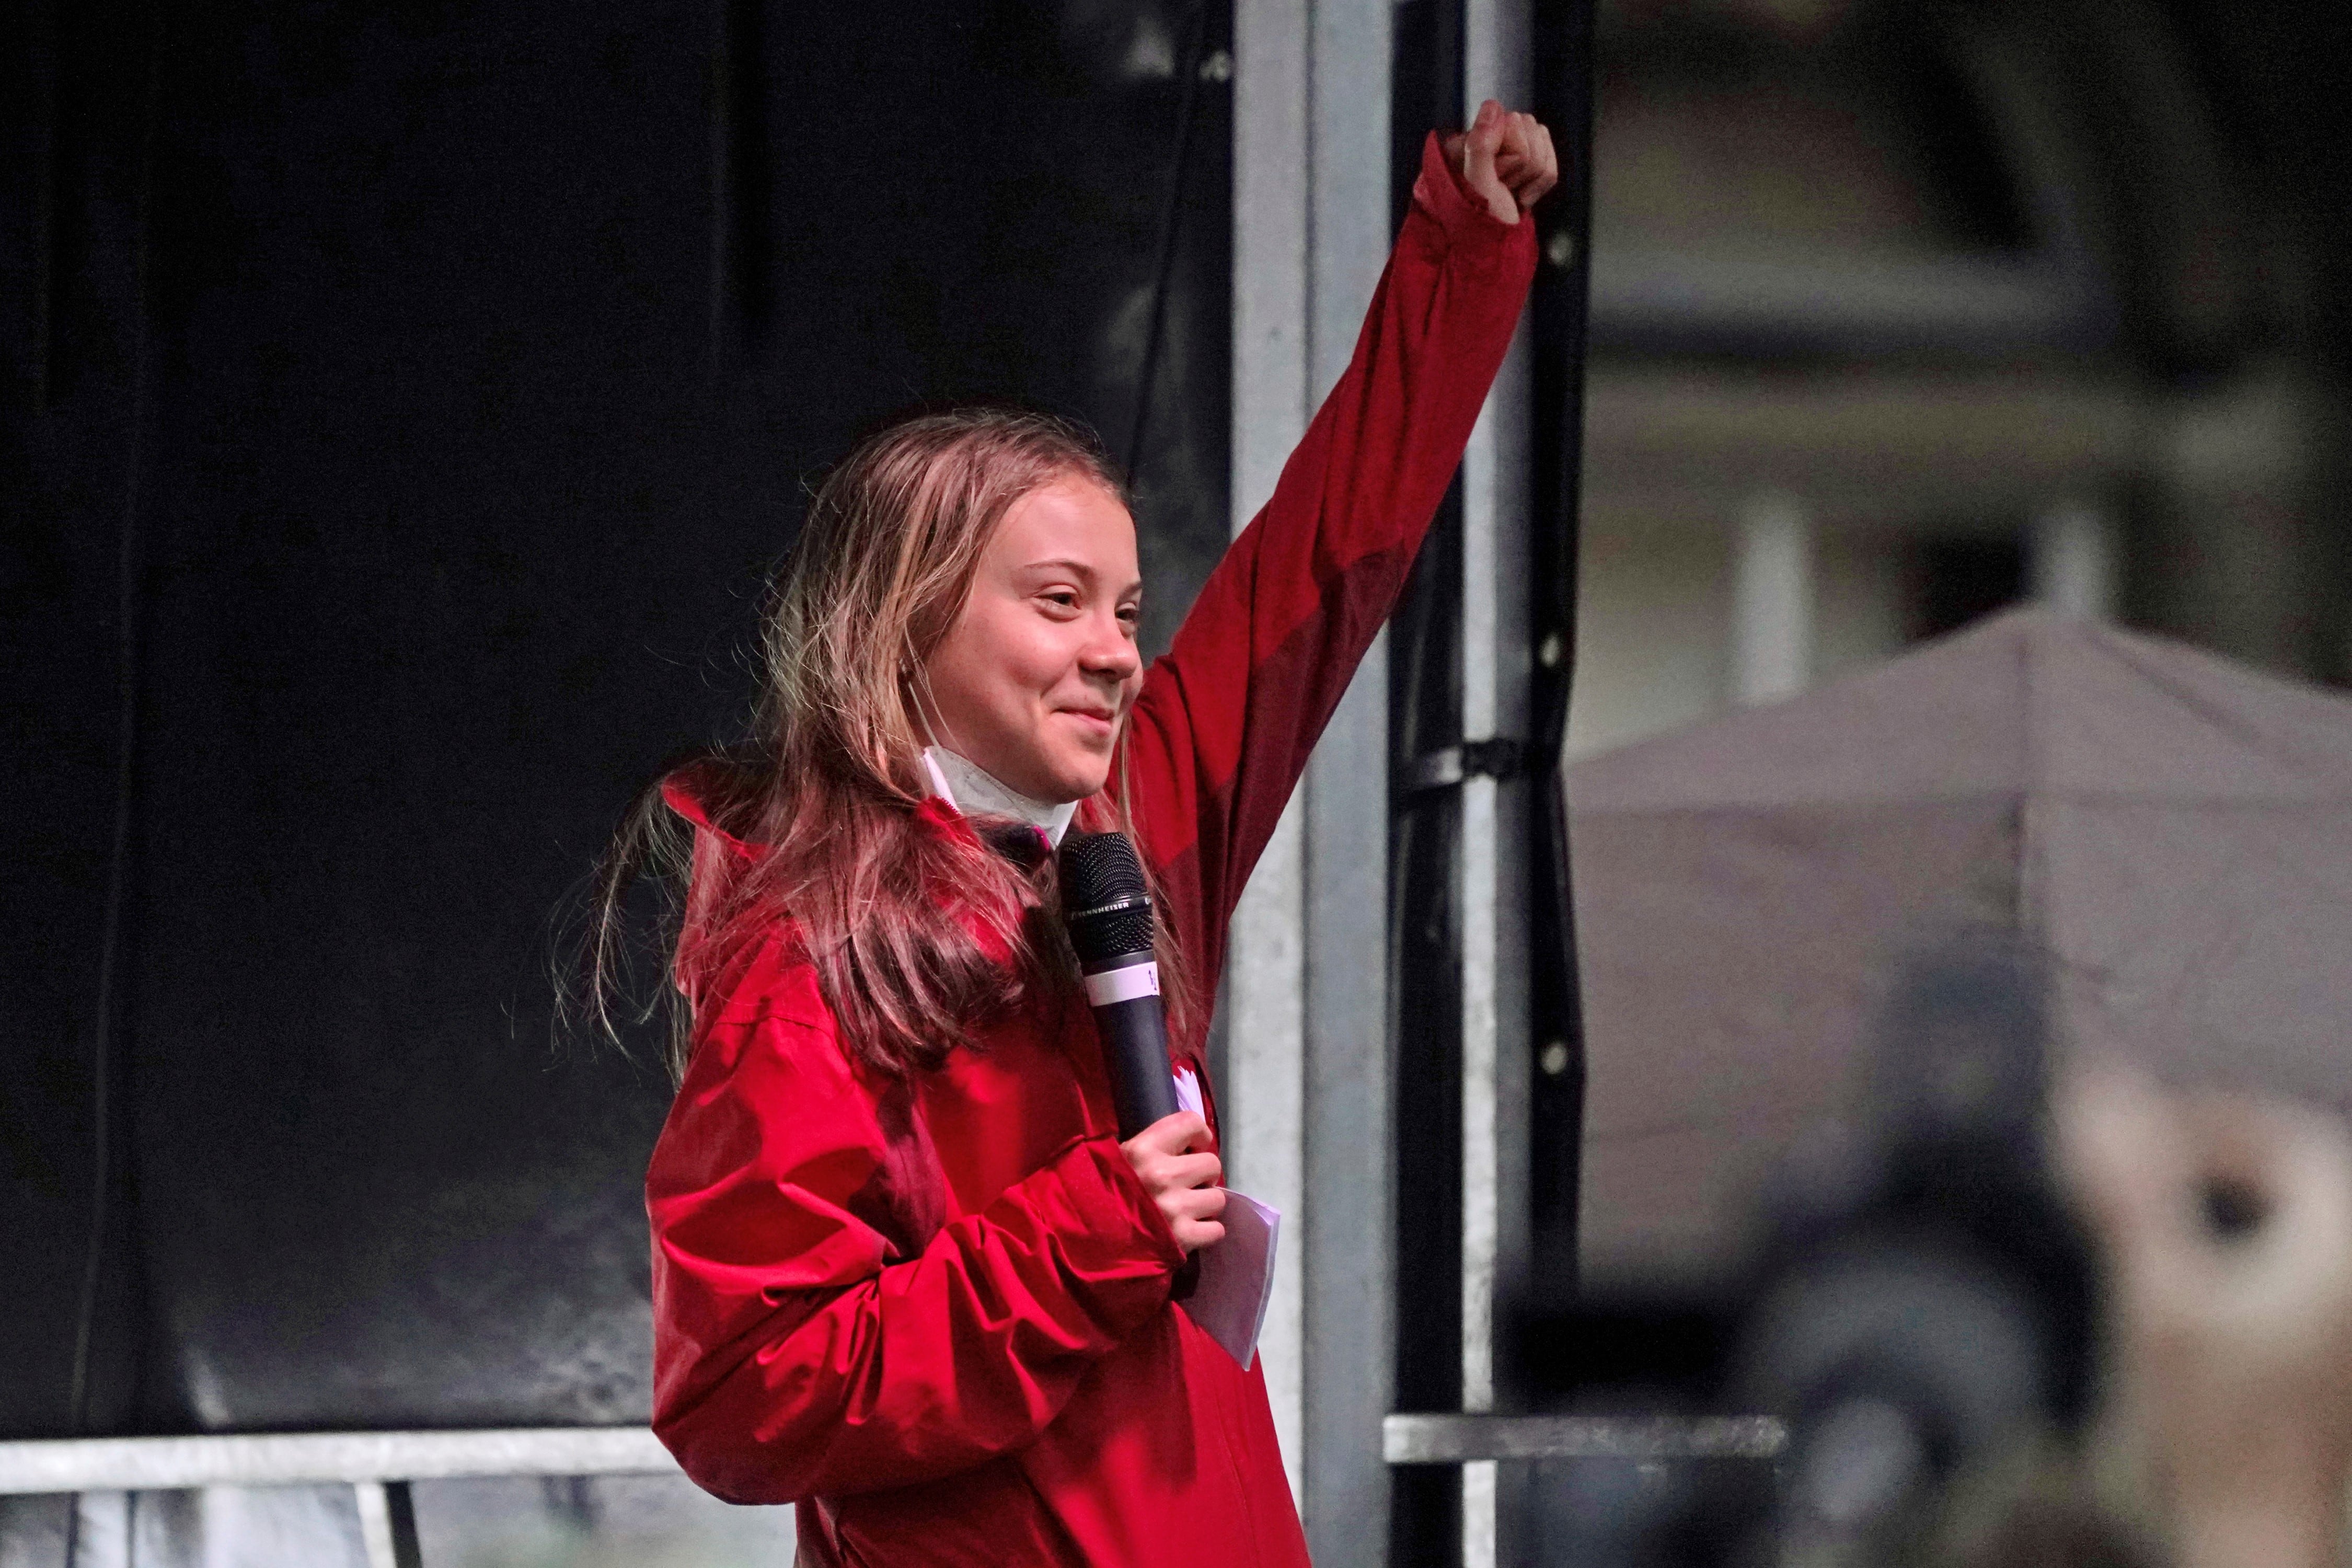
[619,102,1553,1566]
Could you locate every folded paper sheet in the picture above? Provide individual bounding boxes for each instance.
[1181,1190,1280,1369]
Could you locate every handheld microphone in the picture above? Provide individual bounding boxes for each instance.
[1058,831,1180,1142]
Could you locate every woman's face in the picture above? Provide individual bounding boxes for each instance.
[919,474,1144,804]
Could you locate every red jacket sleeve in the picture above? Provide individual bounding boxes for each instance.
[1121,131,1537,988]
[647,961,1185,1503]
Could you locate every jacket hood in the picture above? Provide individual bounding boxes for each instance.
[660,763,760,1006]
[660,762,996,1004]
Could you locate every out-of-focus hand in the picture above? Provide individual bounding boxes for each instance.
[1439,99,1560,225]
[2055,1062,2352,1568]
[1121,1110,1226,1255]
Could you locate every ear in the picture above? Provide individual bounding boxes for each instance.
[901,650,950,752]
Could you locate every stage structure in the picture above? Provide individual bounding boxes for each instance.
[1222,0,1594,1562]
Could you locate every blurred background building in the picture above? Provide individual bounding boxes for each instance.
[1572,0,2347,760]
[7,0,2352,1564]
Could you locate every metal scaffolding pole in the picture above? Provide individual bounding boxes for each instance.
[1390,0,1595,1561]
[1230,0,1398,1544]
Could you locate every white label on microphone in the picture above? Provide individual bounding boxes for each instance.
[1082,962,1161,1007]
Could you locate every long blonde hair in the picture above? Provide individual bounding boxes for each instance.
[584,408,1193,1081]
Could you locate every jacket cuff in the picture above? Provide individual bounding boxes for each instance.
[1008,1134,1187,1326]
[1411,129,1526,250]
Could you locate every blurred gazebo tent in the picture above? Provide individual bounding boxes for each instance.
[1571,607,2352,1289]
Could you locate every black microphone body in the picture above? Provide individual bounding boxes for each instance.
[1062,831,1206,1299]
[1058,832,1180,1142]
[1090,977,1180,1141]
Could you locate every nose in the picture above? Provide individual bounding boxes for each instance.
[1080,608,1142,686]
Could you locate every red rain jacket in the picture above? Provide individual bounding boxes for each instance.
[647,134,1535,1567]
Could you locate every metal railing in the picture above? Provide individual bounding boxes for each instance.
[1381,1412,1787,1465]
[1,1414,1783,1567]
[0,1428,681,1568]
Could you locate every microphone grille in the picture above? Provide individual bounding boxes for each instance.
[1059,832,1157,965]
[1059,830,1150,910]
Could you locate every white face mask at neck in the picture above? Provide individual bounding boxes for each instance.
[920,746,1080,847]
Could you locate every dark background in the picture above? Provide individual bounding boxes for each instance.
[2,0,1232,1438]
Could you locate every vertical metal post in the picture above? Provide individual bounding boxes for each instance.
[1388,0,1596,1561]
[353,1480,422,1568]
[1232,1,1400,1537]
[1525,0,1597,1318]
[1387,4,1467,1560]
[1302,1,1401,1562]
[2031,499,2117,620]
[1459,8,1535,1564]
[69,1492,130,1568]
[1230,0,1314,1503]
[1733,493,1816,707]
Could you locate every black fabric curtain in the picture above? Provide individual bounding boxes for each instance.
[0,0,1232,1439]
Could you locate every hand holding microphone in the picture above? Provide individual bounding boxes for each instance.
[1059,830,1226,1256]
[1124,1112,1227,1254]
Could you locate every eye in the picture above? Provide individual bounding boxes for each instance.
[1040,590,1080,612]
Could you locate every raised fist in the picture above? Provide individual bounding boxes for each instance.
[1440,99,1560,225]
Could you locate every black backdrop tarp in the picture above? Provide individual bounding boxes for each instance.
[1572,607,2352,1287]
[1,0,1231,1437]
